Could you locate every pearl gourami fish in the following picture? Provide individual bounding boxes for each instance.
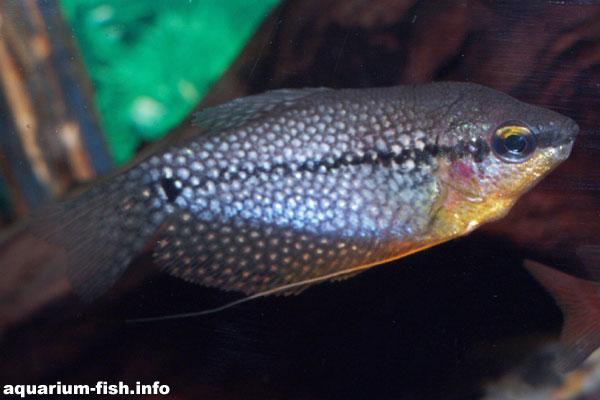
[36,82,578,308]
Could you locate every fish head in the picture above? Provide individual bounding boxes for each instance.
[437,83,578,206]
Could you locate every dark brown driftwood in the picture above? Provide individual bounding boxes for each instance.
[1,1,600,399]
[0,0,111,222]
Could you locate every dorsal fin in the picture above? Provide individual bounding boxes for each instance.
[576,244,600,281]
[524,260,600,372]
[192,88,330,131]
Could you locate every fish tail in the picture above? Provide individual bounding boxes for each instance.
[32,173,161,300]
[524,259,600,372]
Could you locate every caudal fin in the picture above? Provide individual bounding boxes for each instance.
[33,171,163,300]
[524,259,600,372]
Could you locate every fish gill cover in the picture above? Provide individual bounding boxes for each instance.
[60,0,282,164]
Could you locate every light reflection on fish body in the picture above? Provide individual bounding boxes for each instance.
[36,82,578,300]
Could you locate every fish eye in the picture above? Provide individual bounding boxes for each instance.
[491,122,536,163]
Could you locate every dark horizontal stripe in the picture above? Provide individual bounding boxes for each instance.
[296,144,441,173]
[156,138,493,204]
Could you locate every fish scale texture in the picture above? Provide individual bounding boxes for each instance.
[147,87,442,293]
[33,82,577,299]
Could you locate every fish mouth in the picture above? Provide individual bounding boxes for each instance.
[553,119,578,162]
[555,140,574,162]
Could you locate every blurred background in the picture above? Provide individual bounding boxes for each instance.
[0,1,599,399]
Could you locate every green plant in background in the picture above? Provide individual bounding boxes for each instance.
[61,0,281,164]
